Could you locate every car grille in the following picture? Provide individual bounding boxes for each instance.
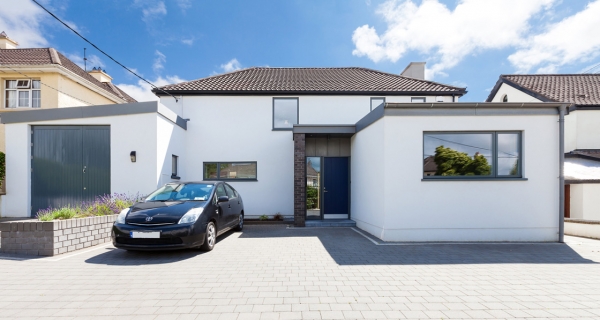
[127,222,176,226]
[116,237,183,245]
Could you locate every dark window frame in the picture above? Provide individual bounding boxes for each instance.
[422,131,523,180]
[272,97,299,131]
[171,155,180,179]
[203,161,258,181]
[370,97,386,111]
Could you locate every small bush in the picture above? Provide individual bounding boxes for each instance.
[273,213,283,221]
[259,214,268,221]
[37,206,78,221]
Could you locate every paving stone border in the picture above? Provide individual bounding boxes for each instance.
[0,215,116,256]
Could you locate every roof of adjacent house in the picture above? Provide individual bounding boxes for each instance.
[0,48,136,103]
[154,67,467,95]
[486,74,600,106]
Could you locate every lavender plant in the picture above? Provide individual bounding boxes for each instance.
[36,193,143,221]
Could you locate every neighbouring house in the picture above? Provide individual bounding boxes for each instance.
[0,63,569,242]
[0,32,136,208]
[487,74,600,221]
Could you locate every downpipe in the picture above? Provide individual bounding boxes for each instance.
[558,105,567,243]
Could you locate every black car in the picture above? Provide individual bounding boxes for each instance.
[112,182,244,251]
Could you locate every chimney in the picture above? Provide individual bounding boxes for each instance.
[401,62,426,80]
[88,67,113,83]
[0,31,18,49]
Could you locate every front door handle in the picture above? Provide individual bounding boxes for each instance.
[83,166,87,173]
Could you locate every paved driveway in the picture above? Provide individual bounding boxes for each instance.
[1,225,600,319]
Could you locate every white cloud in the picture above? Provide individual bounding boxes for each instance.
[0,0,48,47]
[116,75,186,102]
[220,58,242,73]
[153,50,167,74]
[352,0,555,77]
[508,1,600,73]
[135,0,167,22]
[176,0,192,11]
[181,38,194,45]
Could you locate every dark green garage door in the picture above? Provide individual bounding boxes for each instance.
[31,126,110,217]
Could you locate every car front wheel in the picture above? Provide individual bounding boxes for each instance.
[200,222,216,251]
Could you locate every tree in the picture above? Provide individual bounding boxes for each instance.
[433,146,491,176]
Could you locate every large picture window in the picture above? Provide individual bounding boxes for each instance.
[423,132,522,179]
[273,98,298,130]
[5,79,41,108]
[203,162,257,181]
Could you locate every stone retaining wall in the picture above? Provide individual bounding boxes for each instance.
[0,215,117,256]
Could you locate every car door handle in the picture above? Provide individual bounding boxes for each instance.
[228,204,231,209]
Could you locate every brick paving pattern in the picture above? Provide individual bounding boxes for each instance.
[1,225,600,319]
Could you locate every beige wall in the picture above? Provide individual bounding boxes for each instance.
[0,71,122,152]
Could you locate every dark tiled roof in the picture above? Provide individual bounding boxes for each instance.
[566,149,600,162]
[155,67,466,95]
[487,74,600,106]
[0,48,136,103]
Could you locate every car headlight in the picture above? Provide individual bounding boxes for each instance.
[179,207,204,224]
[116,208,129,224]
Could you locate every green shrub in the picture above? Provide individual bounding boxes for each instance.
[259,214,268,221]
[0,151,5,182]
[38,207,79,221]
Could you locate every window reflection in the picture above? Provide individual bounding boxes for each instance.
[497,133,520,176]
[424,133,493,176]
[306,157,321,218]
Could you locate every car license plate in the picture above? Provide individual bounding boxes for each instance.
[130,231,160,238]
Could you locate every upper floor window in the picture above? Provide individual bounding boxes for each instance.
[370,97,385,111]
[273,98,298,130]
[502,94,508,102]
[411,97,426,103]
[5,79,41,109]
[171,155,180,179]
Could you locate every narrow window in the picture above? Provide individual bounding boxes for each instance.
[502,94,508,102]
[32,80,41,108]
[370,97,385,111]
[273,98,298,130]
[411,97,426,103]
[171,155,179,179]
[5,80,17,108]
[423,132,522,179]
[203,162,257,181]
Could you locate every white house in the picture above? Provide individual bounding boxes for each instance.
[487,74,600,222]
[0,64,569,242]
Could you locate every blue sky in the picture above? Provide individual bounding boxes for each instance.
[2,0,599,102]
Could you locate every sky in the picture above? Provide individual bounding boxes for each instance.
[1,0,600,102]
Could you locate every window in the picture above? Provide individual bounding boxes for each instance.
[5,79,41,108]
[411,97,426,103]
[171,155,179,179]
[370,97,385,111]
[216,184,227,198]
[502,94,508,102]
[203,162,257,181]
[423,132,522,179]
[273,98,298,130]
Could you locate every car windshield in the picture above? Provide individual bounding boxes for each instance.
[145,183,214,201]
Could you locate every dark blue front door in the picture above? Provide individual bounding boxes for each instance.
[323,157,349,216]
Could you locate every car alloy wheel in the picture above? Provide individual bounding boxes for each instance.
[201,222,216,251]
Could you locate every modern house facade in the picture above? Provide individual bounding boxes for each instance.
[0,64,569,242]
[487,74,600,221]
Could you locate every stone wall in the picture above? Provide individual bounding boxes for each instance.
[0,215,117,256]
[565,219,600,240]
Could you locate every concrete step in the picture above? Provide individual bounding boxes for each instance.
[305,219,356,228]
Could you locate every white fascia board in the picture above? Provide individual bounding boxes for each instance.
[0,65,128,104]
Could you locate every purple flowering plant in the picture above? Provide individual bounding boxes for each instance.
[37,193,143,221]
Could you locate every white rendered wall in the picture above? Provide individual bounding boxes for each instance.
[379,114,559,242]
[350,118,386,238]
[570,184,600,221]
[565,111,577,152]
[489,83,543,103]
[575,110,600,150]
[0,113,163,217]
[157,115,187,186]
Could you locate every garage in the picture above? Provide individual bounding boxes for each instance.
[31,126,110,216]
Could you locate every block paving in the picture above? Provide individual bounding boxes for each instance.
[1,225,600,319]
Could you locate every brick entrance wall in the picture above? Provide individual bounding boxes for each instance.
[293,133,306,227]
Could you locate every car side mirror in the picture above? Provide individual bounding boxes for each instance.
[217,196,229,203]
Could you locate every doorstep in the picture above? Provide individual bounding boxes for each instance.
[305,219,356,228]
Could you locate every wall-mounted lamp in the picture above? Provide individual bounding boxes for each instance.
[130,151,136,163]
